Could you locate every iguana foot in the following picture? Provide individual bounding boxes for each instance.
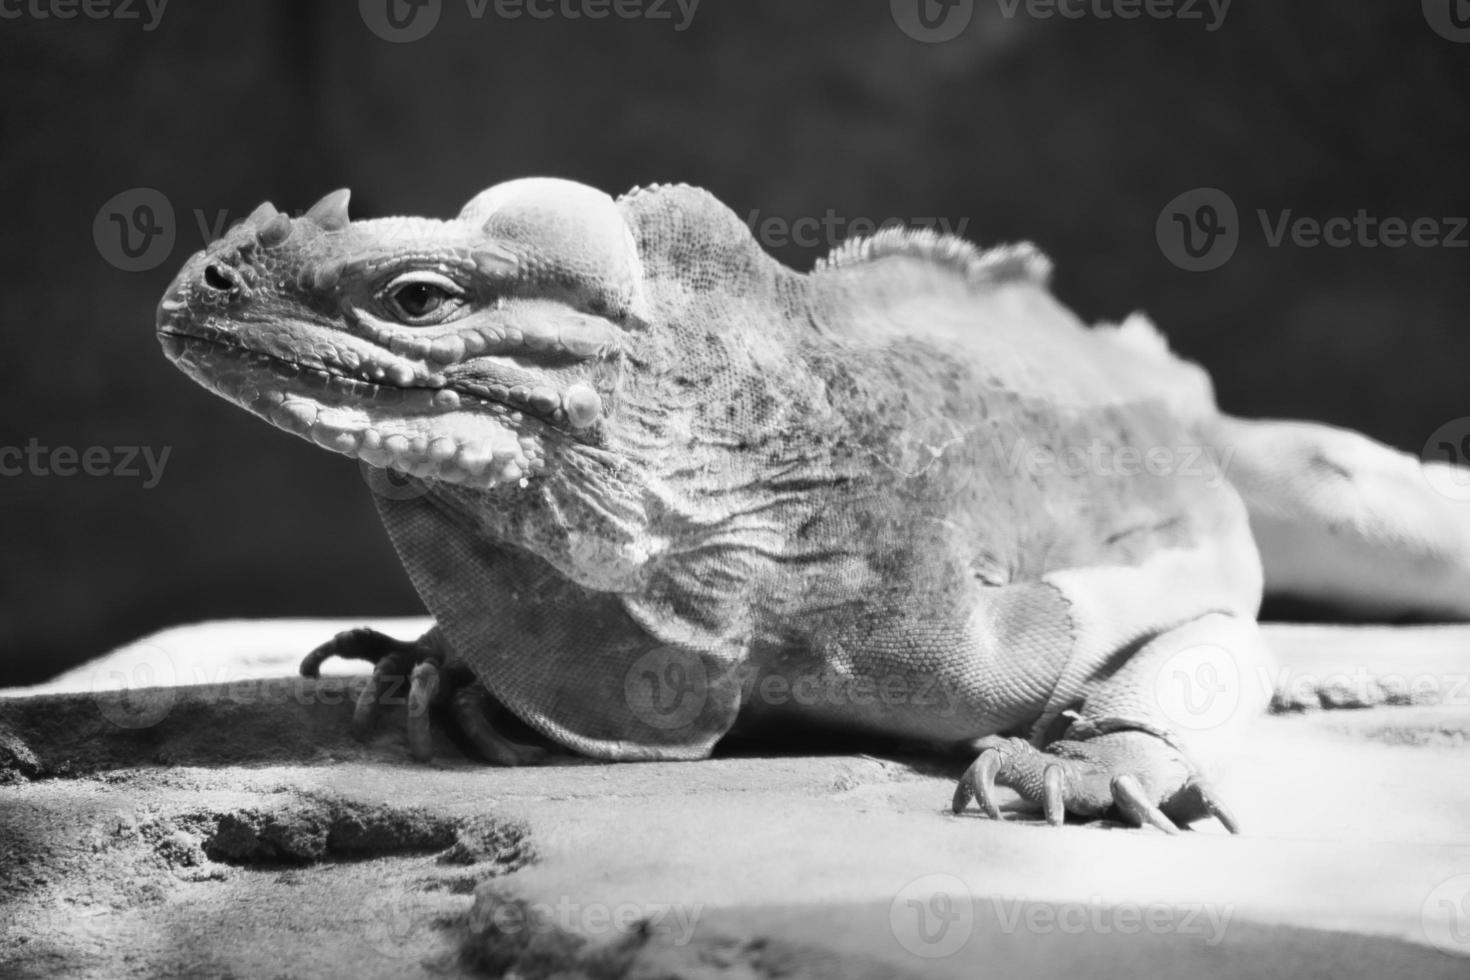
[300,627,547,766]
[950,731,1239,834]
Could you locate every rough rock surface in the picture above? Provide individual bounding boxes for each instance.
[2,620,1469,979]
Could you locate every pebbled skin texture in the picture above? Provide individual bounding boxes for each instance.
[156,178,1470,830]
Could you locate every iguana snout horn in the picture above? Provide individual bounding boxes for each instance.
[303,188,351,231]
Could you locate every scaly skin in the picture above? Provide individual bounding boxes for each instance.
[157,178,1470,832]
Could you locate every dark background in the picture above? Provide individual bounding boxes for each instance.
[2,1,1468,686]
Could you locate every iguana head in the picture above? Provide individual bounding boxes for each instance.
[157,178,642,489]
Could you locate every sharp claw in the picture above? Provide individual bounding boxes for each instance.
[1042,764,1065,827]
[351,649,413,742]
[951,773,975,815]
[406,662,440,763]
[955,753,1004,818]
[301,627,400,677]
[352,676,383,741]
[299,639,333,677]
[970,751,1005,820]
[452,688,545,767]
[1188,779,1241,835]
[1111,775,1180,835]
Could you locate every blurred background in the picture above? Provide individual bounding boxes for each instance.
[1,1,1468,685]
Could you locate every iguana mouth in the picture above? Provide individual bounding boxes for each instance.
[159,329,548,488]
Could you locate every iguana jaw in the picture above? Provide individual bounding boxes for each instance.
[159,330,546,486]
[156,190,622,490]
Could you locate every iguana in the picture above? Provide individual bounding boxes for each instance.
[156,178,1470,833]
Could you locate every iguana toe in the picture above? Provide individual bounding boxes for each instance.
[1110,774,1181,834]
[450,684,548,766]
[300,626,409,677]
[406,660,442,762]
[951,731,1239,834]
[352,647,420,743]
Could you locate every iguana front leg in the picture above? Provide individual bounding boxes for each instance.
[301,625,548,765]
[954,612,1265,832]
[952,530,1270,832]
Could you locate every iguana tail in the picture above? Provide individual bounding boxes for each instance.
[1214,416,1470,621]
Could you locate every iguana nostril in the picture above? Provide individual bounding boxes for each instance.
[203,264,236,292]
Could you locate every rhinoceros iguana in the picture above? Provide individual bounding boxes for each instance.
[156,178,1470,833]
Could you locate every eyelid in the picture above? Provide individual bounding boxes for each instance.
[381,270,466,297]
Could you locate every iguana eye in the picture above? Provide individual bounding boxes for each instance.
[380,271,466,325]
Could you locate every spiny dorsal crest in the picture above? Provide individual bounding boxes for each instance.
[815,226,1054,289]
